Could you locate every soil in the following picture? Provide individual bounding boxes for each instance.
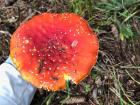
[0,0,140,105]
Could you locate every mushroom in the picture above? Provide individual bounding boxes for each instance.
[10,13,99,91]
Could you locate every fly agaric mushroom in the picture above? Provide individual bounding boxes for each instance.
[10,13,99,91]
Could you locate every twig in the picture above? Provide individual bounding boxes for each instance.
[118,81,136,105]
[22,10,41,23]
[60,96,86,104]
[120,66,140,69]
[125,70,140,85]
[0,30,11,36]
[41,92,55,105]
[0,6,17,9]
[46,92,55,105]
[112,69,136,105]
[109,87,128,105]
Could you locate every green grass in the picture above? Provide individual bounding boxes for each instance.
[97,0,140,40]
[69,0,94,18]
[69,0,140,40]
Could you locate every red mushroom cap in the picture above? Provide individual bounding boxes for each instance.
[10,13,99,91]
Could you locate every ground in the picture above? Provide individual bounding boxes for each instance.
[0,0,140,105]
